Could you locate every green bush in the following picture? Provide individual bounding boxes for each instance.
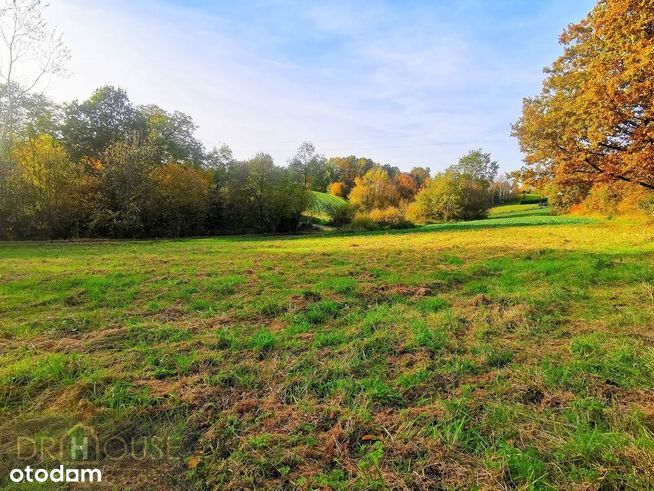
[411,171,491,223]
[328,202,355,226]
[520,194,547,205]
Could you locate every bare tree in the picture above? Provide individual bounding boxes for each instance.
[0,0,69,153]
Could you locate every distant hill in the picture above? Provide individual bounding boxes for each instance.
[305,191,348,221]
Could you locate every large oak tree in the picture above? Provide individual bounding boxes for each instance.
[512,0,654,191]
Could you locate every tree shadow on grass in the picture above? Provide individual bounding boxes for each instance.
[0,214,596,254]
[223,214,595,244]
[488,209,553,219]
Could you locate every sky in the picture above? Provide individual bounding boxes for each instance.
[42,0,595,173]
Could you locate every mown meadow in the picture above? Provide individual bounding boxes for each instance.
[305,191,348,223]
[1,207,654,489]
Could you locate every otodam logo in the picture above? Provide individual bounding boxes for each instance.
[10,424,102,484]
[10,466,101,484]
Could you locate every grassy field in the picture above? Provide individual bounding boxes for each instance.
[1,209,654,489]
[305,191,348,222]
[489,203,547,217]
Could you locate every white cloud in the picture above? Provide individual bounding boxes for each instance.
[42,0,593,172]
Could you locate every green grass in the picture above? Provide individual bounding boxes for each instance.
[1,211,654,488]
[304,191,348,221]
[423,210,589,231]
[489,203,548,217]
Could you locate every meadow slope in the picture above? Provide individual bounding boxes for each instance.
[1,212,654,489]
[305,191,348,222]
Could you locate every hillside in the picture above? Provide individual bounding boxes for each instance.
[304,191,348,222]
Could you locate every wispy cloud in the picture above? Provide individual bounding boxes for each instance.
[44,0,594,171]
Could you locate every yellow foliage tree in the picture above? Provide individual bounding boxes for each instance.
[150,162,211,236]
[348,167,399,212]
[10,134,89,237]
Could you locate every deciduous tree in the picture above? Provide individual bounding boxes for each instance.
[349,167,399,212]
[0,0,69,153]
[409,167,431,188]
[289,141,330,190]
[327,181,347,198]
[449,149,498,185]
[394,172,420,201]
[62,86,146,160]
[327,155,376,195]
[8,134,85,238]
[93,137,158,237]
[220,154,309,233]
[150,163,210,236]
[411,171,490,223]
[512,0,654,192]
[141,105,205,166]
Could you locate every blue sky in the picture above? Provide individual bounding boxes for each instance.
[45,0,595,173]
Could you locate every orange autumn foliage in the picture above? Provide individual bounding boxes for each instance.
[394,172,420,201]
[512,0,654,192]
[327,181,347,198]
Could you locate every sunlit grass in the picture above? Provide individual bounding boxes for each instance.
[1,210,653,488]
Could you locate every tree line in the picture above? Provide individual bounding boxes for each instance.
[0,85,294,238]
[0,83,517,239]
